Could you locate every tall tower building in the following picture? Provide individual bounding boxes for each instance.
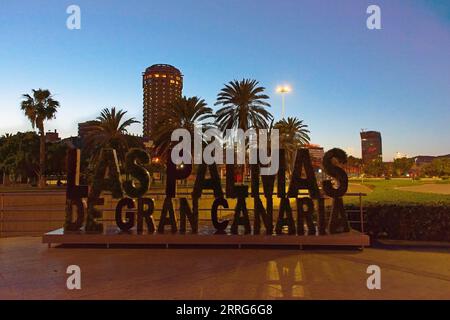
[360,130,382,164]
[142,64,183,139]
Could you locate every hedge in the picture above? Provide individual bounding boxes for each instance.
[346,204,450,242]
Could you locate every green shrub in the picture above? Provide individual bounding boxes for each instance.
[346,204,450,241]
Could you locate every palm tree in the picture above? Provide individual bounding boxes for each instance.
[20,89,60,187]
[215,79,273,132]
[274,117,311,175]
[153,96,214,160]
[84,107,141,164]
[215,79,273,181]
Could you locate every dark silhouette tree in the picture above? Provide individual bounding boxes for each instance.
[215,79,272,132]
[153,96,215,160]
[274,117,310,175]
[84,107,141,164]
[20,89,60,187]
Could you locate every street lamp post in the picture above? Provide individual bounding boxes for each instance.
[276,85,291,119]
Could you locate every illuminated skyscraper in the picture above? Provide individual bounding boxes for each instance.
[360,130,382,164]
[142,64,183,139]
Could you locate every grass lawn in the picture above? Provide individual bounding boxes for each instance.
[345,178,450,205]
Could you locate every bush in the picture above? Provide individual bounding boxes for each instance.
[442,176,449,180]
[346,204,450,242]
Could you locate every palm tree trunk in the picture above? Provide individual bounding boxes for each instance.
[39,129,46,188]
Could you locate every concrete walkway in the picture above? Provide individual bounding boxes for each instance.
[0,237,449,300]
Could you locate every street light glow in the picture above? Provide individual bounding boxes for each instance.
[276,85,291,94]
[276,84,292,118]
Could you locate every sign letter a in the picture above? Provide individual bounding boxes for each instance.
[66,5,81,30]
[366,5,381,30]
[366,265,381,290]
[66,265,81,290]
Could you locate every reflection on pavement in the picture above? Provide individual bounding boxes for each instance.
[266,259,304,299]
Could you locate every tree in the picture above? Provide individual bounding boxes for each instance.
[84,107,141,165]
[20,89,60,187]
[47,142,69,177]
[0,132,40,184]
[393,157,414,177]
[364,158,385,177]
[422,158,450,177]
[273,117,310,175]
[153,96,214,160]
[215,79,273,180]
[347,156,362,167]
[215,79,273,132]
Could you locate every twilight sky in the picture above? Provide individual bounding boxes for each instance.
[0,0,449,160]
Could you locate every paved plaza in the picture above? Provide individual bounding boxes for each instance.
[0,237,449,300]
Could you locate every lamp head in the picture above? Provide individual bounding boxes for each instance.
[276,85,291,94]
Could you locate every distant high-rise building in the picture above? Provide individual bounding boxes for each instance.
[360,130,382,164]
[142,64,183,139]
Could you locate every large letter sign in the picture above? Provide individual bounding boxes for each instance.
[64,146,353,236]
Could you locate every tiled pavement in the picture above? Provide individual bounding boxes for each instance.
[0,237,449,299]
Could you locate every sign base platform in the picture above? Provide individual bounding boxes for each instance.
[43,227,370,249]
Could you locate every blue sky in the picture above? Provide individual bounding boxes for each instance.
[0,0,449,160]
